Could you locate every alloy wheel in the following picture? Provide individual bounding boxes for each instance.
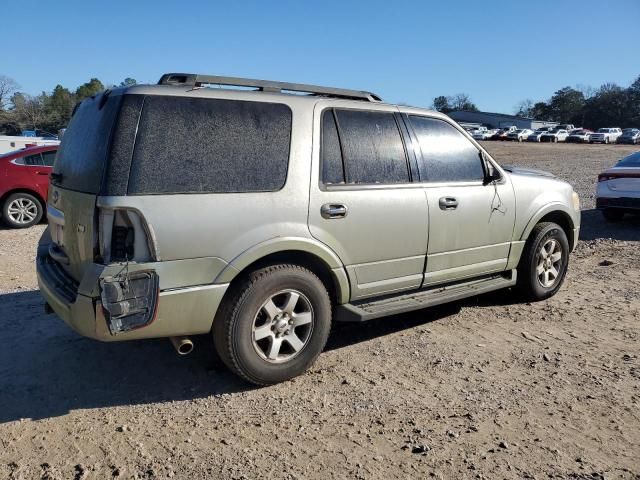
[251,289,314,363]
[7,197,38,225]
[536,239,563,288]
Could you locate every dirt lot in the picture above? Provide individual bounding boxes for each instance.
[1,143,639,479]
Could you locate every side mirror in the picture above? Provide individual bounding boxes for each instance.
[479,151,501,185]
[483,171,501,185]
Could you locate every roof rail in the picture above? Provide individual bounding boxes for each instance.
[157,73,382,102]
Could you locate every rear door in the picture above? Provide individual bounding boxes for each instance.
[404,113,516,285]
[308,104,429,300]
[48,93,126,281]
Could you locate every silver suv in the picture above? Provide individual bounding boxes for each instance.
[37,73,581,385]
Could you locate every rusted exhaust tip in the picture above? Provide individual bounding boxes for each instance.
[170,336,194,355]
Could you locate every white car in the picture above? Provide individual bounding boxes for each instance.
[540,129,569,143]
[526,129,548,142]
[565,129,593,143]
[589,128,623,144]
[473,128,497,140]
[596,151,640,221]
[507,129,533,142]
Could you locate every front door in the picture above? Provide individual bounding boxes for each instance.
[404,113,516,285]
[308,105,429,300]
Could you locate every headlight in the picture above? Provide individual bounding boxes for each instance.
[572,191,580,211]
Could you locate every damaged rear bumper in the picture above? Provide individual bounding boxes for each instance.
[36,243,229,342]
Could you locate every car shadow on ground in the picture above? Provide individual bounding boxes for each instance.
[0,290,250,424]
[579,208,640,242]
[0,290,463,423]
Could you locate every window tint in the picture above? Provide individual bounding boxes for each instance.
[24,154,43,166]
[409,116,484,182]
[128,96,292,194]
[321,110,344,184]
[335,110,409,184]
[42,151,56,166]
[53,93,123,193]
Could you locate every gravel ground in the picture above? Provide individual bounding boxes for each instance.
[0,143,639,479]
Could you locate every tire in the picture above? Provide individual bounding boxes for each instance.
[212,264,332,385]
[517,222,570,302]
[602,208,624,222]
[2,192,43,228]
[604,138,609,144]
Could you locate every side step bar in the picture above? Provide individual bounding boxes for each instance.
[335,270,517,322]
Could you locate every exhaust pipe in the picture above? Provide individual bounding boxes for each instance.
[170,336,194,355]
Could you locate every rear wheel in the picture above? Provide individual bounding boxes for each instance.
[517,222,569,301]
[602,208,624,222]
[213,265,332,385]
[2,192,43,228]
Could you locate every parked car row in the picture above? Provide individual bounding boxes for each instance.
[469,124,639,144]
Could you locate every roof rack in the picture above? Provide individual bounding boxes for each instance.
[157,73,382,102]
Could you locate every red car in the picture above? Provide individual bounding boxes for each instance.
[0,145,57,228]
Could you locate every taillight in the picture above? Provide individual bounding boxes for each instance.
[598,172,640,182]
[98,208,156,264]
[598,174,612,182]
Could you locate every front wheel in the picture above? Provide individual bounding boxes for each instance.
[213,265,332,385]
[517,222,569,301]
[2,192,43,228]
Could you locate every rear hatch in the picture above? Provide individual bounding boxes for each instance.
[48,92,125,281]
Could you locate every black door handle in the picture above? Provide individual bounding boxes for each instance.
[321,203,348,219]
[438,197,458,210]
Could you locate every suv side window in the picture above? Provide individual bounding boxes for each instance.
[409,116,484,182]
[321,110,345,185]
[42,151,56,166]
[24,154,44,166]
[128,96,292,194]
[321,109,409,185]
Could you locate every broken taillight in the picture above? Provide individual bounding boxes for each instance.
[100,270,159,334]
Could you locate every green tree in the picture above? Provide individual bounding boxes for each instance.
[627,75,640,127]
[432,95,451,113]
[583,83,629,129]
[119,77,137,87]
[75,78,104,100]
[548,87,585,124]
[46,85,75,130]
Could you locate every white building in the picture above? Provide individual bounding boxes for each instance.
[0,135,60,155]
[448,111,558,130]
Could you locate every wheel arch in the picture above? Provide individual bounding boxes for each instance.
[1,188,46,208]
[215,238,351,305]
[520,204,576,249]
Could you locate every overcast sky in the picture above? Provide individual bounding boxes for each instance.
[4,0,638,113]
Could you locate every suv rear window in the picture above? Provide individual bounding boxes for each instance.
[321,108,410,185]
[127,96,292,194]
[52,93,123,194]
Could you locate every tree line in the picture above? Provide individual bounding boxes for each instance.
[432,74,640,129]
[0,75,137,136]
